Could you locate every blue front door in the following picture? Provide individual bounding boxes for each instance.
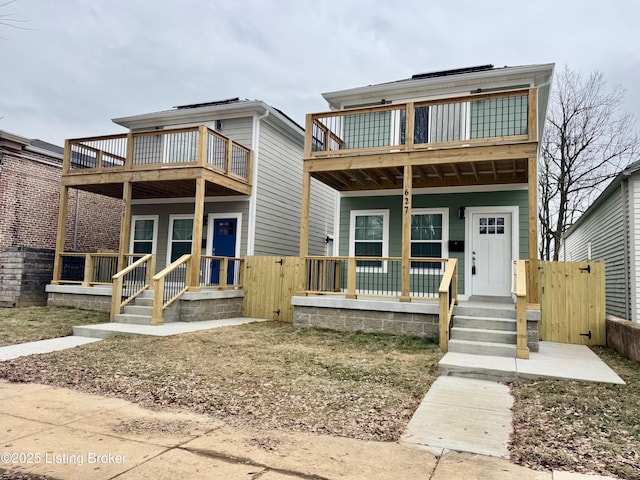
[211,218,237,284]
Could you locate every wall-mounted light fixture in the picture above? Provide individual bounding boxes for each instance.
[458,207,466,220]
[215,120,223,131]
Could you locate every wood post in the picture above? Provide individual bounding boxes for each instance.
[198,125,208,167]
[405,102,415,150]
[151,277,164,325]
[52,185,70,284]
[297,169,311,295]
[117,182,132,273]
[189,177,205,290]
[82,254,93,287]
[528,155,540,304]
[400,164,412,302]
[346,257,357,299]
[303,114,313,159]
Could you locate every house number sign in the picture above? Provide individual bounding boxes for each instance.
[404,189,410,213]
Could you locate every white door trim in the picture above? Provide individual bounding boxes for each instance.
[463,206,519,299]
[206,212,242,257]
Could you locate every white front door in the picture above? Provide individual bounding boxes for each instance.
[470,212,512,297]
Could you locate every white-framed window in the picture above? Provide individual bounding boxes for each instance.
[167,215,194,264]
[349,209,389,272]
[129,215,158,255]
[410,208,449,272]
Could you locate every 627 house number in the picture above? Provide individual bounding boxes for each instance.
[404,189,410,213]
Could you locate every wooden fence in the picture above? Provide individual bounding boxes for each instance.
[242,256,302,322]
[539,261,606,346]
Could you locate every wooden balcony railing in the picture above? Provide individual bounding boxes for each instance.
[305,87,537,158]
[64,125,252,183]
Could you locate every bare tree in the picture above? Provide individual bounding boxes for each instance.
[0,0,31,35]
[539,66,639,260]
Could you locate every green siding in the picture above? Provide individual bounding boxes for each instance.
[339,190,529,295]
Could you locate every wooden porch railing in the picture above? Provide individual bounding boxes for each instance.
[53,252,119,286]
[512,260,530,359]
[438,258,458,352]
[151,254,191,325]
[306,87,536,158]
[64,125,252,184]
[304,256,452,299]
[199,256,244,289]
[110,254,155,322]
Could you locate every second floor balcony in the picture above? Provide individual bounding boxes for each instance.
[304,87,539,191]
[62,125,253,198]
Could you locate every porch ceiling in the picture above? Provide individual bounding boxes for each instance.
[72,179,247,199]
[311,158,529,191]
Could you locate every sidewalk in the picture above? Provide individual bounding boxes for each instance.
[0,381,619,480]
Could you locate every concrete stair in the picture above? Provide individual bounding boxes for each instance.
[113,290,163,325]
[448,305,517,358]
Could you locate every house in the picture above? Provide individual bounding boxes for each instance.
[0,130,121,307]
[561,160,640,323]
[293,63,555,359]
[46,99,337,323]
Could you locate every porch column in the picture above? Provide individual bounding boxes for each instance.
[188,177,206,290]
[400,164,412,302]
[297,168,311,295]
[528,155,540,304]
[117,181,132,272]
[51,185,69,284]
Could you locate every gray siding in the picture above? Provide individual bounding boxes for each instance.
[253,120,336,256]
[212,117,254,149]
[562,185,629,319]
[131,200,250,269]
[339,189,529,295]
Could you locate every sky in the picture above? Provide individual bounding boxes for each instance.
[1,0,639,147]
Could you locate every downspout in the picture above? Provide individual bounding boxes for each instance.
[73,189,80,251]
[247,109,269,255]
[621,173,631,320]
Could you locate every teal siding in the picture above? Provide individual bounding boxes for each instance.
[339,189,529,295]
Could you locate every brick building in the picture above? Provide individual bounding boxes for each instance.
[0,130,122,306]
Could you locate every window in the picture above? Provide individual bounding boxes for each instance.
[478,216,505,235]
[130,216,158,254]
[168,216,193,264]
[411,209,449,271]
[349,210,389,271]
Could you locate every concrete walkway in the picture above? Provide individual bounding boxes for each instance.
[0,318,268,361]
[0,381,620,480]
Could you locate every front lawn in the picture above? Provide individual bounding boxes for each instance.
[0,307,108,347]
[510,347,640,480]
[0,321,442,441]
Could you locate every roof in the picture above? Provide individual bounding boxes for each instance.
[321,63,555,110]
[112,98,304,138]
[563,159,640,237]
[0,130,63,159]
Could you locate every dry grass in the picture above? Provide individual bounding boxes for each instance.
[510,347,640,480]
[0,321,442,441]
[0,307,108,347]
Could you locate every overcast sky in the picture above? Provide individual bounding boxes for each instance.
[1,0,639,146]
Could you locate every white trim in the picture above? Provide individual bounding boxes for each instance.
[410,208,449,274]
[206,212,242,257]
[131,196,250,205]
[129,215,159,254]
[166,214,194,266]
[246,112,266,255]
[333,195,341,256]
[349,209,389,273]
[464,206,519,297]
[340,183,527,198]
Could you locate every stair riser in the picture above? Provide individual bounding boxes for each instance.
[134,298,154,307]
[453,307,516,320]
[448,341,516,358]
[450,328,516,344]
[114,314,152,325]
[123,305,154,316]
[452,317,516,332]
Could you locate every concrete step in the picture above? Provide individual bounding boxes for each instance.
[450,327,516,344]
[452,315,516,332]
[453,305,516,319]
[448,339,516,358]
[134,297,154,307]
[113,313,153,325]
[123,304,154,316]
[137,290,155,299]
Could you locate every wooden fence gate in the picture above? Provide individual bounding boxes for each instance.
[242,256,302,322]
[539,261,606,345]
